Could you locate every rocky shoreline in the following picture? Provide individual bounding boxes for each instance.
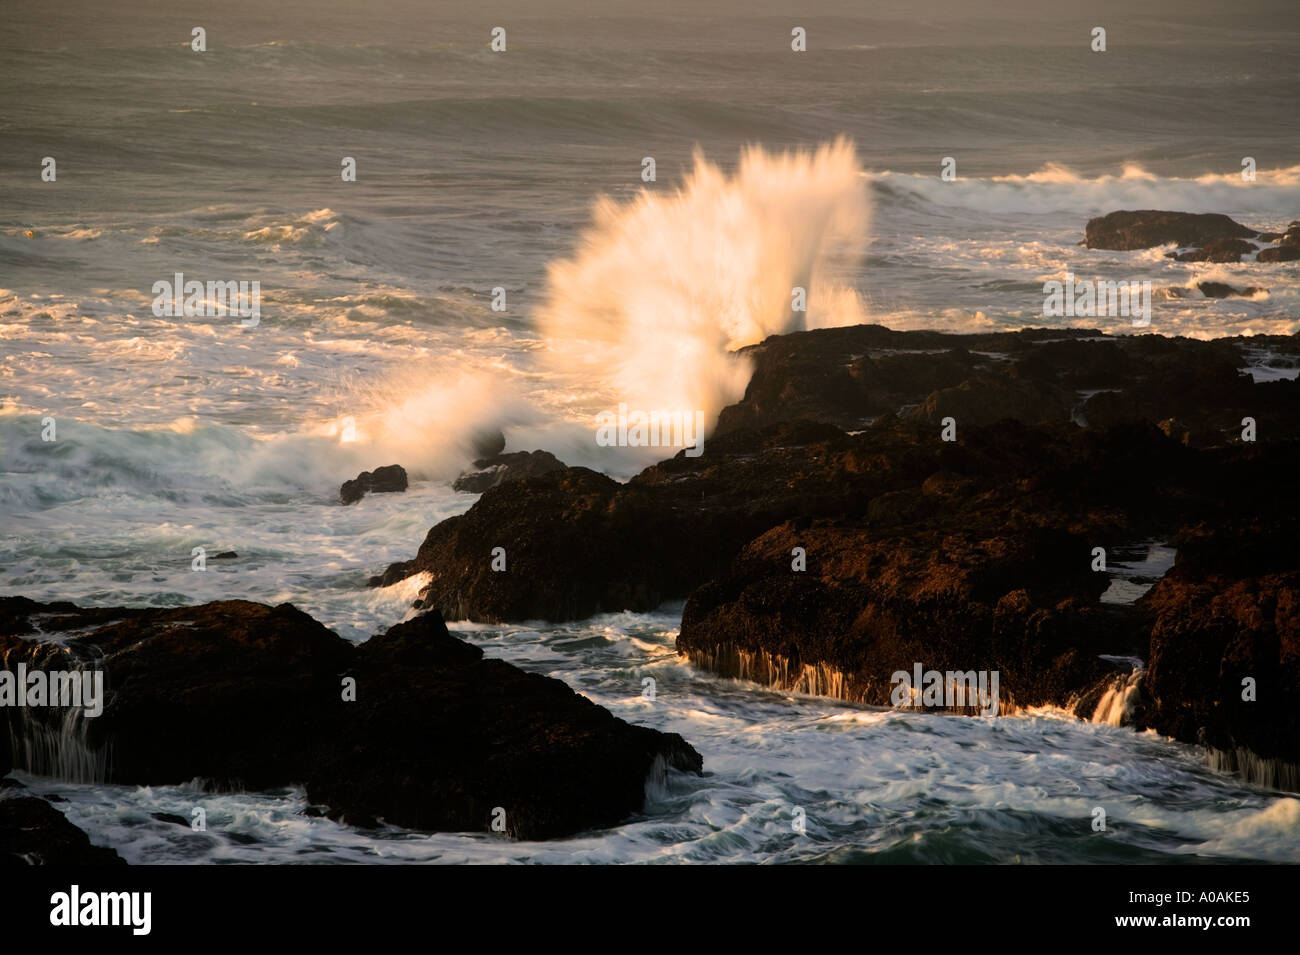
[378,320,1300,793]
[5,209,1298,863]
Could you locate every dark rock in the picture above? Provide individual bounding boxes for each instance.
[212,551,238,560]
[1085,210,1258,250]
[1139,523,1300,784]
[367,559,415,589]
[340,464,408,505]
[1197,281,1264,299]
[396,467,701,621]
[1170,238,1257,263]
[310,611,702,837]
[905,373,1071,427]
[1088,209,1300,263]
[453,450,566,494]
[1258,245,1300,263]
[713,325,1100,435]
[1260,222,1300,247]
[0,796,126,865]
[150,812,191,828]
[379,326,1300,623]
[677,518,1126,713]
[0,599,701,840]
[367,324,1300,796]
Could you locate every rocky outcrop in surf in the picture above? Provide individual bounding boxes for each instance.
[1084,210,1299,263]
[381,328,1300,619]
[452,449,566,494]
[1085,211,1258,251]
[1196,281,1264,299]
[377,324,1300,788]
[0,598,701,839]
[340,464,408,504]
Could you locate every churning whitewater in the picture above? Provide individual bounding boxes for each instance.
[4,5,1299,863]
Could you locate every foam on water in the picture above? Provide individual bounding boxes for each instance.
[4,14,1298,859]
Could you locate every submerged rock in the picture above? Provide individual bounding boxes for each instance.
[340,464,408,505]
[1197,281,1264,299]
[0,598,701,840]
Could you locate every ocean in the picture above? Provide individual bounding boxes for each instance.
[2,0,1299,863]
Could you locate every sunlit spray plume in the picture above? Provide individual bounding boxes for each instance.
[309,141,870,482]
[534,138,869,473]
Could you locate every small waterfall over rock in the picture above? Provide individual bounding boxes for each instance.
[685,644,855,701]
[3,643,111,784]
[1207,747,1300,794]
[1090,669,1144,726]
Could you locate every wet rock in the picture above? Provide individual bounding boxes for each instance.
[1257,245,1300,263]
[381,326,1300,623]
[340,464,408,505]
[1084,210,1258,250]
[367,559,415,589]
[1197,281,1263,299]
[1170,238,1257,263]
[1258,222,1300,246]
[370,323,1300,792]
[1140,523,1300,785]
[0,796,125,865]
[453,450,566,494]
[394,466,701,621]
[310,612,702,837]
[0,599,701,840]
[713,325,1097,434]
[677,518,1128,712]
[150,812,191,827]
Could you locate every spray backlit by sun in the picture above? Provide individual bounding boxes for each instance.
[536,138,870,441]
